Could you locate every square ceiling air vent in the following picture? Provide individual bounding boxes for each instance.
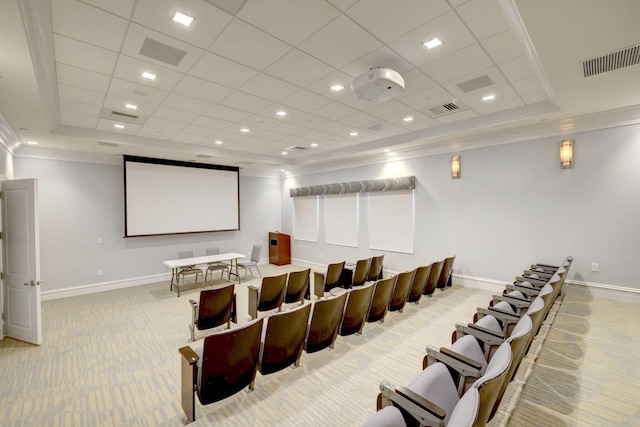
[582,44,640,77]
[139,37,187,66]
[366,123,386,132]
[427,100,468,117]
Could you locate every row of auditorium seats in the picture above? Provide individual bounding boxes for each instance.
[178,254,457,422]
[363,256,573,426]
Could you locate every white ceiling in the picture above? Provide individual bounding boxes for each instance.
[1,0,640,173]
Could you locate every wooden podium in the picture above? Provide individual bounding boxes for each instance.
[269,232,291,266]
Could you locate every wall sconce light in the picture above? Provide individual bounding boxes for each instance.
[451,155,461,179]
[560,139,574,169]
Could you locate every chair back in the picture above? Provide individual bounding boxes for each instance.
[197,318,263,404]
[407,264,431,303]
[367,255,384,282]
[259,303,311,375]
[495,315,533,412]
[472,342,512,426]
[339,282,375,336]
[196,285,236,331]
[257,273,288,312]
[325,261,346,290]
[285,269,310,304]
[366,276,397,323]
[423,260,443,296]
[179,250,195,259]
[250,244,262,263]
[352,258,372,287]
[305,292,347,353]
[447,387,480,427]
[438,255,456,289]
[205,247,221,256]
[388,269,416,312]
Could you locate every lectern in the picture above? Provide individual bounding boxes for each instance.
[269,232,291,266]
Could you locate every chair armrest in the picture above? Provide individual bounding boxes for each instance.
[179,346,199,365]
[424,345,483,379]
[189,300,198,329]
[313,272,326,299]
[505,283,540,297]
[523,269,553,279]
[478,305,520,319]
[395,385,447,421]
[454,323,505,349]
[248,286,259,320]
[515,276,546,286]
[533,263,559,269]
[379,379,447,423]
[179,346,199,423]
[468,323,505,339]
[492,294,531,310]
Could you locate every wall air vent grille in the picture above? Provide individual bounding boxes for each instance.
[582,45,640,77]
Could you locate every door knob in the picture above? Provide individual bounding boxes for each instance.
[30,280,36,287]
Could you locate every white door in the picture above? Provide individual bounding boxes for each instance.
[2,178,41,345]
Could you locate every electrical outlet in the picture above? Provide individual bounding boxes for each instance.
[98,270,103,276]
[591,263,599,272]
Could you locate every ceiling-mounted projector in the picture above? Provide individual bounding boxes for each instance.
[352,68,405,102]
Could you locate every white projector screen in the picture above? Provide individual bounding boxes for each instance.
[124,156,240,237]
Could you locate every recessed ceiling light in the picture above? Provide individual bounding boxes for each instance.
[281,151,288,155]
[280,169,285,172]
[276,110,287,117]
[349,131,359,136]
[141,71,157,80]
[330,84,345,92]
[423,37,442,49]
[125,103,138,110]
[114,124,125,129]
[310,143,318,147]
[214,140,223,145]
[383,148,390,152]
[403,116,414,122]
[482,94,496,101]
[240,128,250,133]
[172,11,194,27]
[26,140,38,145]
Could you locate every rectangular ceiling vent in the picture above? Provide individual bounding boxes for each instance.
[456,74,493,93]
[582,45,640,77]
[366,123,386,132]
[427,100,468,117]
[195,154,212,159]
[97,141,119,148]
[286,145,307,152]
[111,110,139,120]
[139,37,187,67]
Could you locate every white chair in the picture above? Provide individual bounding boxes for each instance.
[177,250,203,290]
[204,247,229,283]
[238,244,262,281]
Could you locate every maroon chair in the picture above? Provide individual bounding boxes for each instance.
[189,285,237,341]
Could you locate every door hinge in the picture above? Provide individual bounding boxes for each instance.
[0,271,3,280]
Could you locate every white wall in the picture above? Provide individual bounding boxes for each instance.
[282,123,640,290]
[14,157,281,292]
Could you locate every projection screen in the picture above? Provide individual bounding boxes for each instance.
[124,156,240,237]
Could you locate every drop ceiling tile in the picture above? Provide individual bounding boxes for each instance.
[240,74,299,102]
[306,71,354,100]
[441,66,507,98]
[189,52,259,89]
[161,93,214,114]
[388,11,475,67]
[208,130,245,142]
[298,15,383,69]
[342,47,415,79]
[191,116,234,131]
[59,98,101,117]
[171,132,208,144]
[522,92,546,104]
[97,118,141,134]
[346,0,450,44]
[255,129,288,141]
[297,128,331,140]
[339,94,381,111]
[239,114,281,130]
[481,30,524,64]
[58,83,105,106]
[420,44,493,85]
[238,0,339,46]
[113,55,184,91]
[468,95,524,116]
[219,91,273,113]
[204,105,252,122]
[52,0,128,51]
[137,117,186,138]
[132,0,232,49]
[56,63,111,93]
[435,109,478,124]
[459,83,520,112]
[511,76,543,97]
[181,124,225,138]
[103,94,158,117]
[326,0,358,11]
[400,68,438,95]
[338,111,379,128]
[499,56,535,82]
[53,34,118,74]
[258,104,305,122]
[312,101,359,120]
[264,49,334,87]
[395,112,440,130]
[121,24,204,72]
[398,86,455,111]
[108,78,170,105]
[366,100,417,120]
[456,0,509,40]
[209,18,291,70]
[82,0,135,18]
[271,122,309,136]
[280,90,332,111]
[173,75,234,103]
[288,113,330,129]
[60,111,99,128]
[152,106,199,124]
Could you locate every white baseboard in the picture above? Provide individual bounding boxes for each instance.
[41,273,171,301]
[452,274,506,293]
